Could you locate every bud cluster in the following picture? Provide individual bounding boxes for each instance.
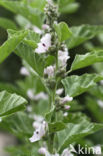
[44,0,59,26]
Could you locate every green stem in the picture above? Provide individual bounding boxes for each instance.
[56,49,59,70]
[48,92,56,154]
[66,69,72,75]
[48,50,59,153]
[48,132,55,153]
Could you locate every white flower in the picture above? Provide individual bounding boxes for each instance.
[29,129,42,143]
[29,121,48,143]
[42,24,50,30]
[33,26,42,34]
[33,114,44,129]
[35,33,51,54]
[64,105,71,110]
[30,114,48,143]
[61,95,73,105]
[20,67,29,76]
[41,34,51,49]
[62,148,73,156]
[56,88,64,95]
[97,100,103,108]
[33,121,42,129]
[44,65,55,77]
[58,49,70,69]
[35,43,46,53]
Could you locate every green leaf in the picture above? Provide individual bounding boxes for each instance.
[67,25,103,49]
[15,43,45,76]
[0,0,42,27]
[8,29,39,49]
[62,74,103,97]
[8,29,40,44]
[24,30,40,43]
[54,22,72,42]
[0,82,21,95]
[58,120,103,153]
[0,30,28,63]
[23,30,40,49]
[23,40,37,49]
[0,112,33,137]
[0,91,27,117]
[0,17,17,30]
[49,122,66,133]
[71,50,103,71]
[58,0,79,14]
[0,82,26,98]
[63,112,90,124]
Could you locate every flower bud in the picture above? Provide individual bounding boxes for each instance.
[20,67,29,76]
[44,65,55,78]
[56,88,63,95]
[63,112,68,117]
[42,24,50,30]
[64,105,71,110]
[60,95,73,105]
[38,147,48,155]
